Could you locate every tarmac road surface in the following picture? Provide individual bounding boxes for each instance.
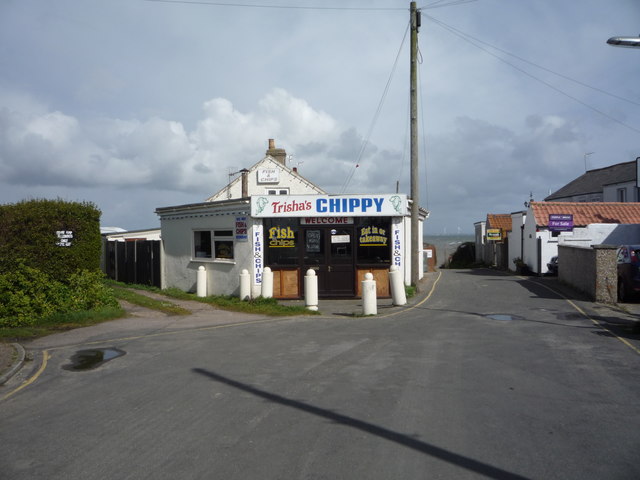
[1,269,639,479]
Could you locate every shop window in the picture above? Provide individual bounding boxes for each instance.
[214,230,234,259]
[194,231,212,259]
[356,218,391,264]
[264,218,299,265]
[193,230,234,260]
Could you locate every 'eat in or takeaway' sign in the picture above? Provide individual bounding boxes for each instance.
[548,214,573,232]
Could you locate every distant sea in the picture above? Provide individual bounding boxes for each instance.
[423,234,475,266]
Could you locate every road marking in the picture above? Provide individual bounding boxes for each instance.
[0,317,299,402]
[378,270,442,318]
[525,277,640,356]
[1,350,50,402]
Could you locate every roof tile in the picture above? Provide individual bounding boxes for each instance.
[531,202,640,226]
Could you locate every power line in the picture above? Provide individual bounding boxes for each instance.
[144,0,406,11]
[426,15,640,107]
[339,19,411,194]
[424,13,640,135]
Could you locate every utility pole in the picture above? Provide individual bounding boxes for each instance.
[410,1,420,289]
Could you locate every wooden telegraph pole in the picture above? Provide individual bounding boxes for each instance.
[410,1,421,289]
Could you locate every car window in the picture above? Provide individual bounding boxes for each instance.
[617,247,629,264]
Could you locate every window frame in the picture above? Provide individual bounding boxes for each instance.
[192,229,236,262]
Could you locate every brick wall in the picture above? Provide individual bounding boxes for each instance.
[558,244,617,303]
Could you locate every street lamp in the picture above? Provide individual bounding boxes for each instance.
[607,35,640,48]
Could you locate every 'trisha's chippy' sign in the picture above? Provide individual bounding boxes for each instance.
[251,194,407,218]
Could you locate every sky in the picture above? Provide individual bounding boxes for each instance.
[1,0,638,235]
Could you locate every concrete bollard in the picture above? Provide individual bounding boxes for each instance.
[304,269,319,311]
[362,272,377,315]
[239,269,251,301]
[261,267,274,298]
[389,265,407,306]
[196,265,207,297]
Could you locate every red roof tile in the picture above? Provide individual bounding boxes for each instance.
[531,202,640,227]
[487,214,512,232]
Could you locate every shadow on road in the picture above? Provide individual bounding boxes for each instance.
[192,368,528,480]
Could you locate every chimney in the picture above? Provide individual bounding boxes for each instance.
[266,138,287,165]
[240,169,249,198]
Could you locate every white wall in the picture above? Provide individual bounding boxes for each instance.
[160,208,255,296]
[474,221,486,263]
[208,157,324,201]
[508,213,526,271]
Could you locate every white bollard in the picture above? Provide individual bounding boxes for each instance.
[362,272,377,315]
[304,269,319,311]
[261,267,274,298]
[197,266,207,297]
[239,269,251,301]
[389,265,407,306]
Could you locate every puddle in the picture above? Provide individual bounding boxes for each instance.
[63,348,125,371]
[485,314,523,322]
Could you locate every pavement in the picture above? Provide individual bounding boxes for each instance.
[1,268,639,387]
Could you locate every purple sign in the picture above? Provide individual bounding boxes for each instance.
[549,214,573,232]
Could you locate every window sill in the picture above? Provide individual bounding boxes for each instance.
[192,258,237,265]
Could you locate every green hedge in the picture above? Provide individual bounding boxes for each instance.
[0,263,118,328]
[0,199,102,282]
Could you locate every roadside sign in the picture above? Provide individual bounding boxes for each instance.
[487,229,502,241]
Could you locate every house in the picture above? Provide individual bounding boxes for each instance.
[156,139,428,299]
[545,159,639,203]
[475,214,512,268]
[522,201,640,274]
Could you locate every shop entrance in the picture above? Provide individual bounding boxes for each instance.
[302,226,355,297]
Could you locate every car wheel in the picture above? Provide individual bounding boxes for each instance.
[618,278,627,303]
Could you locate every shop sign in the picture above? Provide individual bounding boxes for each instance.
[359,226,388,246]
[331,234,350,244]
[300,217,353,225]
[487,229,502,241]
[268,226,296,247]
[548,214,573,232]
[257,168,279,184]
[393,225,402,267]
[56,230,73,247]
[253,225,263,284]
[235,216,248,242]
[251,194,407,218]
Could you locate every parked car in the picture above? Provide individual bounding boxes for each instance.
[616,245,640,302]
[546,256,558,275]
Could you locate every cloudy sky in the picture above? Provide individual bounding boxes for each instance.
[1,0,638,234]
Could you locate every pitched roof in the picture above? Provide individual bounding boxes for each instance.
[545,160,636,200]
[487,214,512,232]
[530,201,640,227]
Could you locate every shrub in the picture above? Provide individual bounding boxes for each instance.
[448,242,476,268]
[0,199,102,283]
[0,263,117,328]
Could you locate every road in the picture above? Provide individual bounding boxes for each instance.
[1,269,639,479]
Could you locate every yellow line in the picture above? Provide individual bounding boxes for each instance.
[527,277,640,356]
[1,317,299,402]
[378,270,442,318]
[1,350,50,402]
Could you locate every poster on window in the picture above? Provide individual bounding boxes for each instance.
[235,216,248,242]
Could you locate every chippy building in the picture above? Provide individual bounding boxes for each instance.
[156,140,426,298]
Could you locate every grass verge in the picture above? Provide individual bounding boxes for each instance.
[111,286,191,316]
[161,288,319,316]
[0,306,126,341]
